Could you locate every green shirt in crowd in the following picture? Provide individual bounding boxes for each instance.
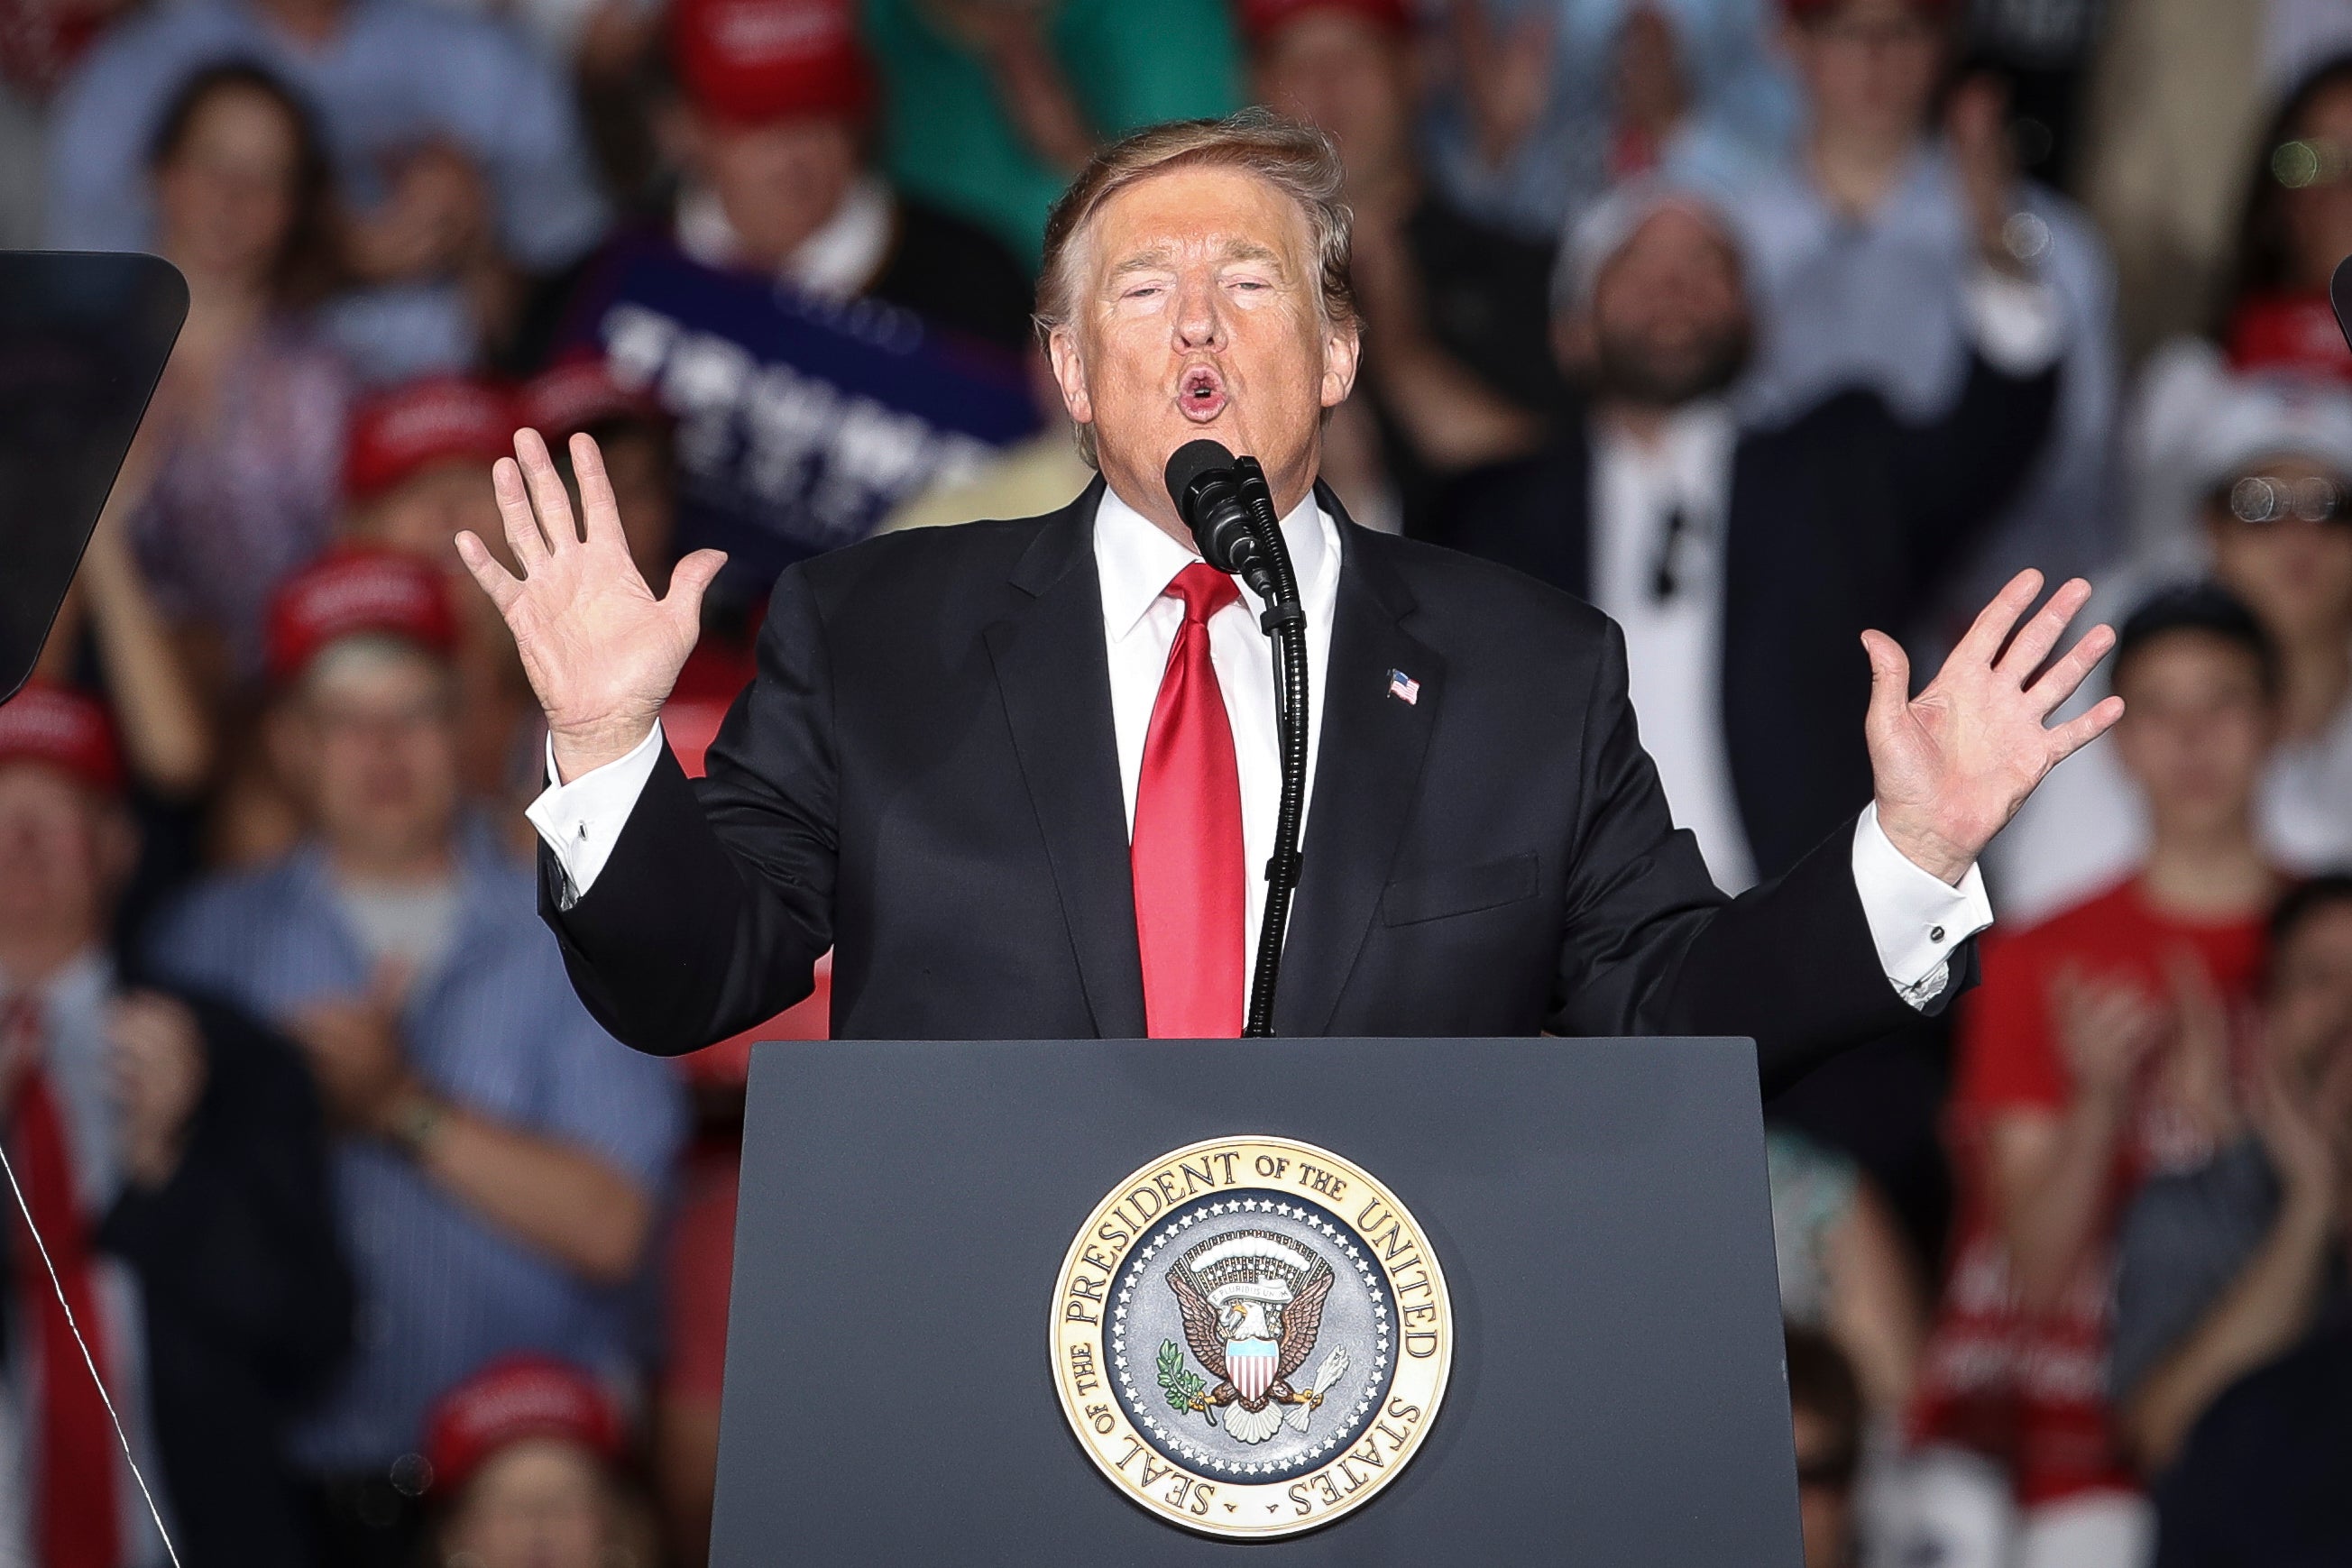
[865,0,1243,271]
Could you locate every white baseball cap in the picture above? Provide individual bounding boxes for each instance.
[2191,374,2352,491]
[1552,175,1749,315]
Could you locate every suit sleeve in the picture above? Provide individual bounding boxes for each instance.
[1547,620,1928,1093]
[540,566,839,1054]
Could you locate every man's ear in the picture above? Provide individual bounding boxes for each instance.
[1319,322,1362,409]
[1046,326,1095,433]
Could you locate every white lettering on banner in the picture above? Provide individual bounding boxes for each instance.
[602,304,677,391]
[602,301,1022,552]
[664,333,756,416]
[743,362,838,500]
[829,399,933,493]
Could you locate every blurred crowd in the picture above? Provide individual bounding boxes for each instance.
[0,0,2350,1563]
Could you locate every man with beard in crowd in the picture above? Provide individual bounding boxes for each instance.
[1427,179,2063,1249]
[1429,178,2062,897]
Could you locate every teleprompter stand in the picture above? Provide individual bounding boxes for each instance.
[707,1037,1808,1564]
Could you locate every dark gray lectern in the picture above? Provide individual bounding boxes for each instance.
[712,1038,1804,1563]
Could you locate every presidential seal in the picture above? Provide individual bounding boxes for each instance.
[1051,1136,1451,1537]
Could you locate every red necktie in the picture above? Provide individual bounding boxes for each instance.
[1132,563,1246,1039]
[5,998,121,1568]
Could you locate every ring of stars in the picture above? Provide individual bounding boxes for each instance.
[1106,1190,1398,1479]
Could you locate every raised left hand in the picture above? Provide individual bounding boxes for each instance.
[1865,570,2123,885]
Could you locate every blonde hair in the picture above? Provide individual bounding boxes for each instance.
[1034,110,1356,465]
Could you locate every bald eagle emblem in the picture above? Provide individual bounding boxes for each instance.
[1157,1228,1353,1445]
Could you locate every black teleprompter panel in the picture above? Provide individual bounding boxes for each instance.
[712,1037,1803,1565]
[0,252,186,699]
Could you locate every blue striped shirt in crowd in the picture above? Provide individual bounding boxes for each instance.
[146,822,685,1472]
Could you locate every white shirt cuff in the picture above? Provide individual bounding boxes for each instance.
[1963,264,2065,376]
[525,722,665,906]
[1850,802,1993,1010]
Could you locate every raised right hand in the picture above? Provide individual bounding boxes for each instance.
[456,428,726,780]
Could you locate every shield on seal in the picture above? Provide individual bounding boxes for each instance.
[1228,1336,1278,1403]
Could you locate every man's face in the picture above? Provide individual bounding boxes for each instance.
[1252,14,1413,186]
[0,766,116,958]
[1049,166,1359,536]
[443,1439,610,1568]
[1783,0,1945,148]
[685,111,859,271]
[2205,454,2352,651]
[287,646,462,866]
[354,463,509,575]
[2109,633,2275,839]
[2270,903,2352,1092]
[1577,205,1752,408]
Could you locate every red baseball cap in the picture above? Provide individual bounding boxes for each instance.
[345,375,516,504]
[1236,0,1411,45]
[673,0,875,126]
[264,546,459,685]
[519,355,668,442]
[424,1355,624,1496]
[2227,293,2352,382]
[0,682,123,794]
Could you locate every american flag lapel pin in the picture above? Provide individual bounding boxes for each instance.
[1386,668,1420,706]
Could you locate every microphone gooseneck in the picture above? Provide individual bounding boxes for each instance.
[1160,440,1310,1040]
[1232,456,1309,1041]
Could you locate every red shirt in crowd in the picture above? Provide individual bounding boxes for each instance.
[1910,876,2267,1507]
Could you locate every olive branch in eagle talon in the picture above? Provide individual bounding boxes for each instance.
[1157,1342,1209,1416]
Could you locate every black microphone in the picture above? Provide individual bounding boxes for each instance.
[1163,439,1278,601]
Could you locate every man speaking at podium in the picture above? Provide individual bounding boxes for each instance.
[462,112,2119,1087]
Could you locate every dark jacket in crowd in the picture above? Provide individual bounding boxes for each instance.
[90,986,352,1568]
[2154,1323,2352,1568]
[859,194,1041,356]
[1422,354,2060,883]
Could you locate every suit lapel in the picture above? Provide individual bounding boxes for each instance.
[1273,497,1444,1036]
[985,481,1147,1039]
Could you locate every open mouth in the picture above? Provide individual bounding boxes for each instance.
[1179,365,1228,422]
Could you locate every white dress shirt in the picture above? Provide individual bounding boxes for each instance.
[528,482,1990,1010]
[1590,400,1751,890]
